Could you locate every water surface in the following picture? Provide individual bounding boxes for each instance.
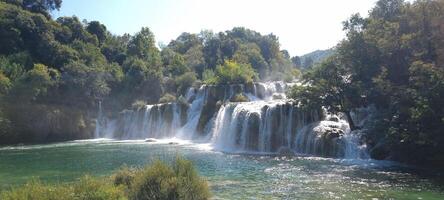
[0,139,443,199]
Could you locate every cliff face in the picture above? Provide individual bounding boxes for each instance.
[1,104,95,144]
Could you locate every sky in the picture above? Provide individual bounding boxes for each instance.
[53,0,378,56]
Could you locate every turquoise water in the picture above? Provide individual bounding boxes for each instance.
[0,139,443,199]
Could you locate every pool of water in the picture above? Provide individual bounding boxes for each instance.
[0,139,443,199]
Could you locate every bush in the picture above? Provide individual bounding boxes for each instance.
[112,165,136,188]
[206,60,257,85]
[0,72,12,95]
[129,157,210,200]
[202,69,216,84]
[1,158,211,200]
[177,95,189,106]
[0,177,126,200]
[131,100,147,110]
[175,72,197,95]
[159,93,177,103]
[72,176,127,200]
[230,94,249,102]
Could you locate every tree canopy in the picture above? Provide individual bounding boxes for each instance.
[289,0,444,166]
[0,0,298,144]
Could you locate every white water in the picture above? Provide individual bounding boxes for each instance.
[95,81,369,159]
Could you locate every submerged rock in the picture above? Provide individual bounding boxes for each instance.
[145,138,157,142]
[278,147,295,156]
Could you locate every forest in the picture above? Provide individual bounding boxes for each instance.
[289,0,444,166]
[0,0,300,144]
[0,0,443,168]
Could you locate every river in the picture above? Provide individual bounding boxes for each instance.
[1,139,443,199]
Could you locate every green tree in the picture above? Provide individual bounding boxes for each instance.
[210,60,257,85]
[289,0,444,166]
[86,21,108,45]
[13,63,59,101]
[127,27,161,69]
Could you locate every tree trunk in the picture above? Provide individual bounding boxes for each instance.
[345,111,357,131]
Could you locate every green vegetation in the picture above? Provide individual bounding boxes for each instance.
[230,94,249,102]
[0,177,126,200]
[204,60,257,85]
[159,93,177,103]
[296,49,335,69]
[0,157,210,200]
[289,0,444,166]
[0,0,298,145]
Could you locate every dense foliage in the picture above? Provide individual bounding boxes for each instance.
[203,60,257,85]
[289,0,444,166]
[0,157,210,200]
[0,0,299,144]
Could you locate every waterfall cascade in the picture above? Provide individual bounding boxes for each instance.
[95,81,369,159]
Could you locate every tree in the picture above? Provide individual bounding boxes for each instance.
[87,21,108,45]
[0,72,11,95]
[127,27,161,69]
[168,32,201,54]
[6,0,63,18]
[210,60,257,85]
[233,43,268,79]
[289,0,444,166]
[183,45,205,78]
[291,56,301,68]
[13,63,59,101]
[175,72,196,95]
[302,57,314,68]
[161,47,188,77]
[288,57,361,130]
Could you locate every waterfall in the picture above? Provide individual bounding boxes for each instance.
[177,85,207,139]
[97,81,369,159]
[210,101,322,153]
[94,101,103,138]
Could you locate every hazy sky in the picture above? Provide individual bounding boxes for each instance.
[53,0,378,56]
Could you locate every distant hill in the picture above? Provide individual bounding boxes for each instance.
[299,48,335,69]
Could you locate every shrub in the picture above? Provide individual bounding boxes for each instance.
[230,94,249,102]
[72,175,127,200]
[0,72,12,95]
[0,177,126,200]
[205,60,257,85]
[131,100,147,110]
[0,158,210,200]
[202,69,216,84]
[177,95,189,106]
[113,165,136,188]
[0,179,72,200]
[175,72,197,95]
[159,93,177,103]
[129,157,210,200]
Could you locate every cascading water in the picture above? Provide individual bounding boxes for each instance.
[94,101,104,138]
[96,81,369,159]
[210,101,322,153]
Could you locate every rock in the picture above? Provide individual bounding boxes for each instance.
[272,93,285,100]
[327,116,340,122]
[168,142,179,145]
[145,138,157,142]
[278,147,295,156]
